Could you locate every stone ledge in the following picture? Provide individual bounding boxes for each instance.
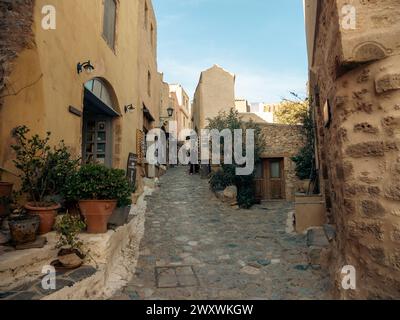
[0,187,153,299]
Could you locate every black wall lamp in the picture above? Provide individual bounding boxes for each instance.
[167,106,174,118]
[159,107,175,126]
[124,104,136,113]
[77,60,95,74]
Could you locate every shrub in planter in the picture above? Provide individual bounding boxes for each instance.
[65,164,133,234]
[54,214,86,269]
[11,126,79,234]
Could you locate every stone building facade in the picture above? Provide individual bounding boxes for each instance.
[192,65,236,131]
[0,0,163,190]
[169,84,191,136]
[235,99,250,113]
[305,0,400,299]
[255,124,306,202]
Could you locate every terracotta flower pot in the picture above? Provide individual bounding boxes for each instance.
[0,182,13,217]
[78,200,117,234]
[58,248,85,269]
[8,215,40,245]
[24,202,61,234]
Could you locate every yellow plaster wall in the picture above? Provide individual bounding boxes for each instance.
[0,0,160,178]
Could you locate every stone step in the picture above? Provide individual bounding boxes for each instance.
[306,226,334,269]
[306,227,330,248]
[323,224,336,242]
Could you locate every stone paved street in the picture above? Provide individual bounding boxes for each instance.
[115,166,332,300]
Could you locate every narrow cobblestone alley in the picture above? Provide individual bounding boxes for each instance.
[114,167,331,300]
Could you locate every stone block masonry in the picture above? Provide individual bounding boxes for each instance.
[307,0,400,299]
[260,123,306,201]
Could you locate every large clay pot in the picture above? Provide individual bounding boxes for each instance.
[24,202,61,234]
[8,215,40,245]
[0,182,13,217]
[78,200,117,234]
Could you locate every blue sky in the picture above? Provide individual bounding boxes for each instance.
[153,0,308,104]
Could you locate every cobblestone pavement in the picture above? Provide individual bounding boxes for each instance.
[115,166,332,300]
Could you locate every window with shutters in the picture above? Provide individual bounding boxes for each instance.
[103,0,117,50]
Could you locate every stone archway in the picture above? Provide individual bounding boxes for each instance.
[82,78,121,168]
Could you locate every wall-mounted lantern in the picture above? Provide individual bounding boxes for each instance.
[124,104,135,114]
[77,61,95,74]
[159,107,175,127]
[167,106,174,118]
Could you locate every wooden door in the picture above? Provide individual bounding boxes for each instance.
[269,159,284,199]
[254,162,265,202]
[262,158,285,200]
[83,117,112,167]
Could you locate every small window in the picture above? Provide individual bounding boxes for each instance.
[147,71,151,96]
[270,161,281,178]
[103,0,117,49]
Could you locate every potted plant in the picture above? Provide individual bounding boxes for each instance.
[8,212,41,245]
[108,183,136,228]
[11,126,79,234]
[65,164,133,234]
[54,213,86,269]
[0,168,13,217]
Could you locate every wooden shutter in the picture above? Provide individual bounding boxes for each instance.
[103,0,116,49]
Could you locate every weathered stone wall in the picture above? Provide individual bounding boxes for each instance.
[260,124,306,201]
[0,0,35,172]
[309,0,400,299]
[0,0,35,104]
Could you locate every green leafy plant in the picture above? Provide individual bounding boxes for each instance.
[11,126,79,206]
[65,164,133,207]
[54,214,86,251]
[210,169,235,192]
[274,92,309,125]
[47,143,80,198]
[206,109,266,209]
[291,98,316,181]
[237,176,256,209]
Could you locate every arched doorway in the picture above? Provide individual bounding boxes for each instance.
[82,78,120,167]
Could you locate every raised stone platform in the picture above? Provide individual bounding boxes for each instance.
[1,266,97,300]
[0,187,152,300]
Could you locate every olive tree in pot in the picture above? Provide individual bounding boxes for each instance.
[65,164,132,234]
[11,126,79,234]
[54,213,86,269]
